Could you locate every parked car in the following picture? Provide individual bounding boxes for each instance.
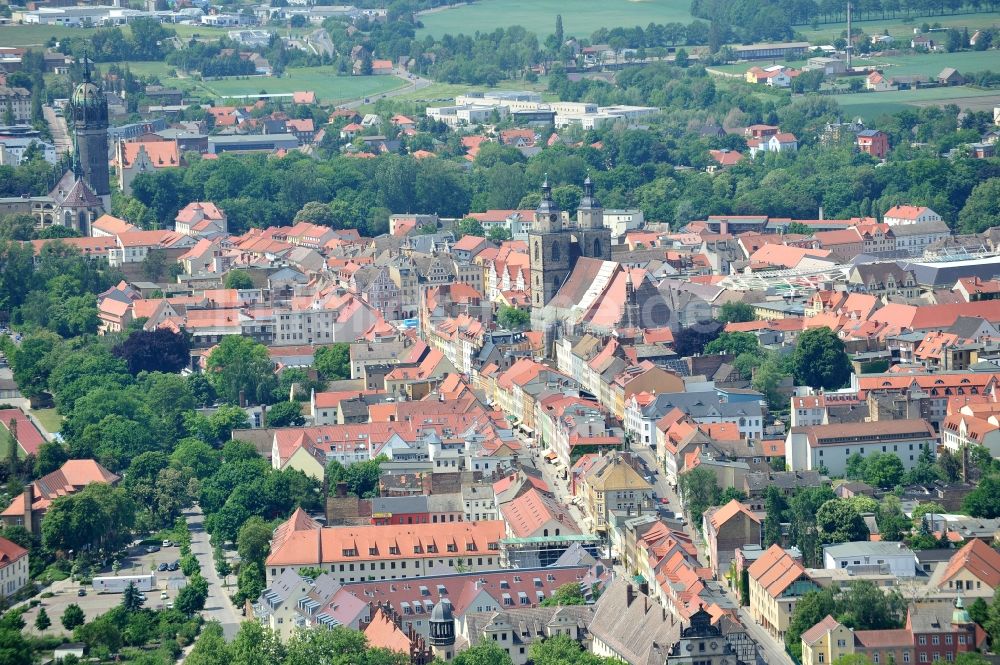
[145,545,160,554]
[659,497,669,504]
[160,591,168,600]
[162,540,173,547]
[77,588,86,597]
[167,561,179,572]
[157,563,168,572]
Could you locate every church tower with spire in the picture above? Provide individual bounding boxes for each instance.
[529,177,572,317]
[70,57,111,210]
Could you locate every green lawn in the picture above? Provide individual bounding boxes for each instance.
[195,67,406,104]
[417,0,693,39]
[833,85,1000,120]
[799,11,1000,43]
[30,408,63,436]
[0,24,99,47]
[862,49,1000,76]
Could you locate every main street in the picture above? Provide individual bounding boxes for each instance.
[185,506,242,640]
[626,442,795,665]
[43,105,72,156]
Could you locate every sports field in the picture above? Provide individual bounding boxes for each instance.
[833,86,1000,120]
[417,0,693,39]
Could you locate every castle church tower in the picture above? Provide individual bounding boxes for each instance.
[71,59,111,210]
[529,178,571,317]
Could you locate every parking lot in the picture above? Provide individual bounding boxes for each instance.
[21,542,188,636]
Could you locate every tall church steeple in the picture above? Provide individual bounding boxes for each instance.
[71,54,111,210]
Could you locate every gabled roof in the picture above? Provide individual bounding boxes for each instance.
[937,539,1000,589]
[800,614,843,646]
[707,499,760,531]
[746,544,808,598]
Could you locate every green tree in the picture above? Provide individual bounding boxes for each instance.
[206,336,277,406]
[863,452,905,489]
[785,221,813,235]
[229,617,284,665]
[539,582,587,606]
[170,438,221,479]
[175,574,208,615]
[0,626,31,665]
[34,608,50,631]
[793,327,852,390]
[763,485,787,546]
[223,270,254,290]
[717,301,755,323]
[61,604,85,630]
[679,467,718,521]
[236,516,273,569]
[487,227,512,243]
[186,622,227,665]
[963,474,1000,518]
[876,495,910,542]
[122,581,144,612]
[958,178,1000,234]
[968,597,988,627]
[264,401,304,427]
[704,331,758,356]
[785,587,836,659]
[452,641,513,665]
[34,440,69,477]
[845,452,867,480]
[455,217,484,238]
[314,343,351,381]
[497,306,529,331]
[816,499,869,544]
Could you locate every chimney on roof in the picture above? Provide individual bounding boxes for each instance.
[626,583,635,608]
[22,485,33,531]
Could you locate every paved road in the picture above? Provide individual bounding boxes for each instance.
[305,28,335,57]
[185,507,242,640]
[43,105,72,156]
[629,443,794,665]
[338,69,433,110]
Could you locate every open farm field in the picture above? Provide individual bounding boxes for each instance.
[832,85,1000,119]
[417,0,693,39]
[0,24,97,46]
[799,11,1000,43]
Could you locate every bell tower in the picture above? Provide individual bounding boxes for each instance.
[575,175,612,261]
[71,57,111,209]
[529,177,571,317]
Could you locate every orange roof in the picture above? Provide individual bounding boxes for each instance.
[499,488,578,538]
[937,539,1000,590]
[92,214,136,234]
[364,607,414,654]
[746,544,808,598]
[884,205,931,220]
[119,141,180,169]
[801,615,842,645]
[266,518,506,567]
[708,499,760,531]
[0,536,27,567]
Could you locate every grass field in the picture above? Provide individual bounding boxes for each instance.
[0,24,99,47]
[833,85,1000,119]
[30,408,63,436]
[196,67,406,103]
[417,0,693,39]
[799,11,1000,43]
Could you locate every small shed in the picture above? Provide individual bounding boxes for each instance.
[937,67,964,85]
[53,644,86,660]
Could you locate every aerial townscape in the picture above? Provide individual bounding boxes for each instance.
[4,2,1000,665]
